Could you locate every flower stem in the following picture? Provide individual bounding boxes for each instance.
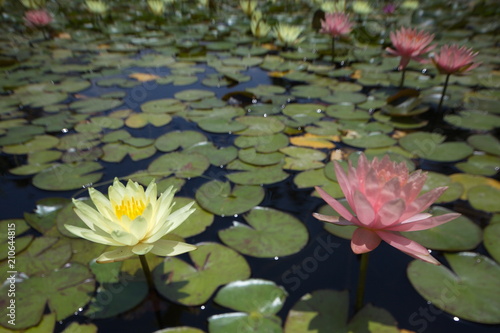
[139,255,163,328]
[355,252,370,312]
[399,68,406,88]
[437,74,451,114]
[331,37,336,65]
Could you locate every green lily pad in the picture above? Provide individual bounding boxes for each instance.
[291,85,330,99]
[226,164,289,185]
[246,84,286,97]
[208,279,286,333]
[467,134,500,156]
[195,181,264,216]
[0,263,95,329]
[141,99,187,113]
[321,92,367,104]
[174,89,215,102]
[342,133,397,149]
[468,185,500,213]
[61,322,98,333]
[456,154,500,176]
[445,111,500,131]
[402,206,481,251]
[234,116,285,136]
[421,172,464,203]
[219,207,308,258]
[32,162,103,191]
[154,242,251,306]
[408,252,500,324]
[153,328,205,333]
[294,168,329,189]
[196,117,248,133]
[155,130,207,152]
[185,142,238,166]
[2,135,59,155]
[484,223,500,263]
[399,132,473,162]
[284,289,399,333]
[234,133,289,153]
[0,219,33,261]
[70,98,123,114]
[148,152,210,178]
[171,197,214,238]
[238,148,285,166]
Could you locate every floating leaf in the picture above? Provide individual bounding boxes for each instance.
[234,116,285,136]
[484,224,500,263]
[468,185,500,213]
[148,152,210,178]
[154,242,250,306]
[195,181,264,216]
[155,131,207,152]
[408,252,500,324]
[219,207,308,258]
[32,162,103,191]
[3,135,59,155]
[467,134,500,156]
[226,165,289,185]
[174,89,215,102]
[399,132,473,162]
[171,197,214,238]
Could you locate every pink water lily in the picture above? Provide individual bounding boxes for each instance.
[320,12,353,38]
[313,154,460,265]
[24,9,52,27]
[431,44,480,75]
[386,27,435,70]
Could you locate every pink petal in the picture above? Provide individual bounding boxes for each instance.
[386,213,460,232]
[351,228,381,254]
[315,186,354,221]
[334,161,352,201]
[353,190,375,226]
[400,186,448,221]
[312,213,355,226]
[376,230,440,265]
[376,198,406,227]
[364,168,381,204]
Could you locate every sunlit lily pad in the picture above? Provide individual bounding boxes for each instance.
[185,142,238,166]
[234,133,289,153]
[195,180,264,216]
[208,279,287,333]
[219,207,308,258]
[153,327,205,333]
[32,162,103,191]
[408,252,500,324]
[154,242,251,306]
[456,154,500,176]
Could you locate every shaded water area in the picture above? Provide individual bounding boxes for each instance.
[1,1,500,333]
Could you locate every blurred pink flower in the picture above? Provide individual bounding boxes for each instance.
[386,27,435,70]
[24,9,52,28]
[313,154,460,265]
[320,12,353,38]
[431,44,480,75]
[383,4,397,14]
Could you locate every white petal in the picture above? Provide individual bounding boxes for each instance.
[65,225,120,245]
[88,188,115,221]
[129,215,149,241]
[150,239,197,257]
[96,247,134,263]
[110,230,139,246]
[132,243,154,255]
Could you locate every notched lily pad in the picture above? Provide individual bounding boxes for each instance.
[219,207,308,258]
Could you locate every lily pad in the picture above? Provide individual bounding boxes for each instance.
[421,172,464,203]
[238,148,285,166]
[155,130,207,152]
[456,154,500,176]
[195,181,264,216]
[0,219,33,261]
[342,133,397,149]
[2,135,59,155]
[234,116,285,136]
[445,111,500,131]
[402,206,482,251]
[234,133,289,153]
[226,164,289,185]
[154,242,251,306]
[32,162,103,191]
[171,197,214,238]
[185,142,238,166]
[70,98,123,114]
[467,134,500,156]
[219,207,308,258]
[0,263,95,329]
[468,185,500,213]
[408,252,500,324]
[484,224,500,263]
[399,132,473,162]
[148,152,210,178]
[174,89,215,102]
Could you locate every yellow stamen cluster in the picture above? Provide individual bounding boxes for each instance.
[114,197,146,220]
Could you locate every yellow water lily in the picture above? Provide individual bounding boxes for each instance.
[352,1,372,15]
[147,0,165,16]
[251,11,271,39]
[66,178,197,263]
[273,23,305,46]
[240,0,258,16]
[85,0,108,15]
[20,0,46,9]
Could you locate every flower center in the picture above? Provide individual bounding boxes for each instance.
[114,197,146,220]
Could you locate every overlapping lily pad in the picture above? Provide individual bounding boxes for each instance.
[154,242,251,306]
